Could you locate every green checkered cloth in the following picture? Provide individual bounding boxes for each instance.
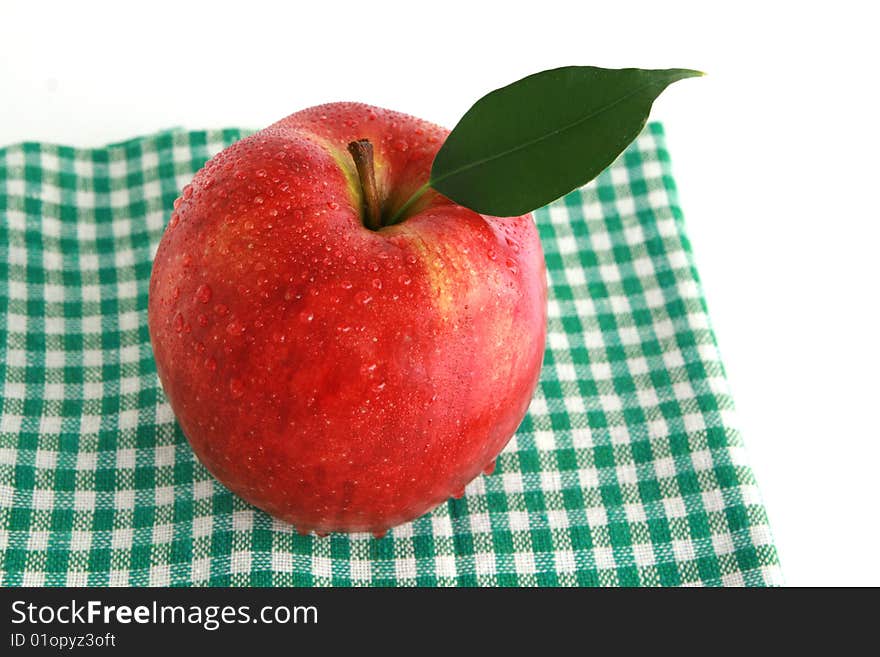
[0,123,781,587]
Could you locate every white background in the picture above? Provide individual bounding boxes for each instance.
[2,0,878,585]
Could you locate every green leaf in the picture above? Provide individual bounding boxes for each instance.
[429,66,702,217]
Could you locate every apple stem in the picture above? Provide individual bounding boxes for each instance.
[347,140,383,231]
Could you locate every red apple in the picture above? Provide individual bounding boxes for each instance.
[148,103,547,536]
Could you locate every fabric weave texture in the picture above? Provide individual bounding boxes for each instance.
[0,123,781,586]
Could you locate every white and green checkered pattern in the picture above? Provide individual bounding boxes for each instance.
[0,124,781,586]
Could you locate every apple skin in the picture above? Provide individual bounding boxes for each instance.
[148,103,547,535]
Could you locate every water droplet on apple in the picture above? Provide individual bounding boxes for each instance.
[168,213,180,230]
[195,283,212,304]
[204,357,217,372]
[406,254,417,264]
[368,261,379,272]
[182,184,193,200]
[229,378,245,398]
[355,291,372,305]
[197,313,208,326]
[341,280,353,290]
[327,201,339,210]
[253,196,264,205]
[173,312,184,333]
[226,319,245,336]
[488,250,497,260]
[372,279,382,290]
[451,487,465,500]
[483,460,497,475]
[214,303,228,316]
[394,139,408,152]
[346,255,357,265]
[299,310,314,323]
[255,169,267,178]
[398,274,411,286]
[505,258,518,274]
